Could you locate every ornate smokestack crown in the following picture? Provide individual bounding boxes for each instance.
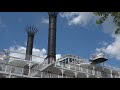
[25,25,39,61]
[26,25,38,35]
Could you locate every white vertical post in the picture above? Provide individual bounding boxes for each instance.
[55,62,57,67]
[74,72,77,78]
[74,65,77,78]
[92,66,95,75]
[62,61,64,68]
[5,65,7,72]
[61,69,64,78]
[9,66,12,78]
[110,70,113,78]
[21,68,24,76]
[78,66,80,71]
[118,72,120,78]
[68,58,69,64]
[86,74,89,78]
[58,75,59,78]
[49,73,51,78]
[62,69,63,78]
[81,67,83,72]
[28,66,31,76]
[75,65,76,71]
[87,68,89,74]
[8,75,11,78]
[41,72,43,78]
[68,65,70,70]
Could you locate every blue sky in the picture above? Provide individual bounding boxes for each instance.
[0,12,120,68]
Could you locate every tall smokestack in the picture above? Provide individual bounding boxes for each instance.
[25,25,38,61]
[47,12,58,64]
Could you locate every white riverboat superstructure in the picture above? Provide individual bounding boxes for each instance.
[0,50,119,78]
[0,12,119,78]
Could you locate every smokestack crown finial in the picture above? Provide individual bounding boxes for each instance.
[26,25,39,35]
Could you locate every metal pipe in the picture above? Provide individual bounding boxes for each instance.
[47,12,58,64]
[25,25,38,61]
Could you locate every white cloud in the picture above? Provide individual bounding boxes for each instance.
[9,45,61,63]
[98,41,108,47]
[60,12,95,26]
[60,12,120,61]
[63,12,120,61]
[95,15,120,60]
[96,35,120,60]
[60,12,117,35]
[41,18,49,24]
[56,54,62,60]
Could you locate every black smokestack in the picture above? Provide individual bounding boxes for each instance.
[25,25,38,61]
[47,12,58,64]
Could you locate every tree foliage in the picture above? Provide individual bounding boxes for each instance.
[94,12,120,34]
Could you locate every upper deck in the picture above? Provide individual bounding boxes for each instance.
[0,51,119,78]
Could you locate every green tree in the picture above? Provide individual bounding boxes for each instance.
[94,12,120,34]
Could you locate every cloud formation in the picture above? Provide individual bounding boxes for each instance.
[60,12,120,61]
[60,12,117,34]
[9,45,61,63]
[60,12,95,26]
[96,35,120,60]
[41,18,49,24]
[94,14,120,60]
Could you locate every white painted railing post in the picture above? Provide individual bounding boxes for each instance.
[60,69,64,78]
[81,67,83,72]
[118,72,120,78]
[58,75,59,78]
[21,68,24,76]
[86,67,89,74]
[92,66,95,75]
[41,72,43,78]
[74,72,77,78]
[28,66,31,76]
[5,65,7,72]
[86,74,89,78]
[68,65,70,70]
[110,70,113,78]
[8,66,12,78]
[62,69,64,78]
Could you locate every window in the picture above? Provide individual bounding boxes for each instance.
[69,58,72,62]
[65,58,68,64]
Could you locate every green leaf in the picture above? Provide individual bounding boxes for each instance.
[115,28,120,34]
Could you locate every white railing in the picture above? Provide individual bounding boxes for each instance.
[103,63,120,72]
[0,51,120,78]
